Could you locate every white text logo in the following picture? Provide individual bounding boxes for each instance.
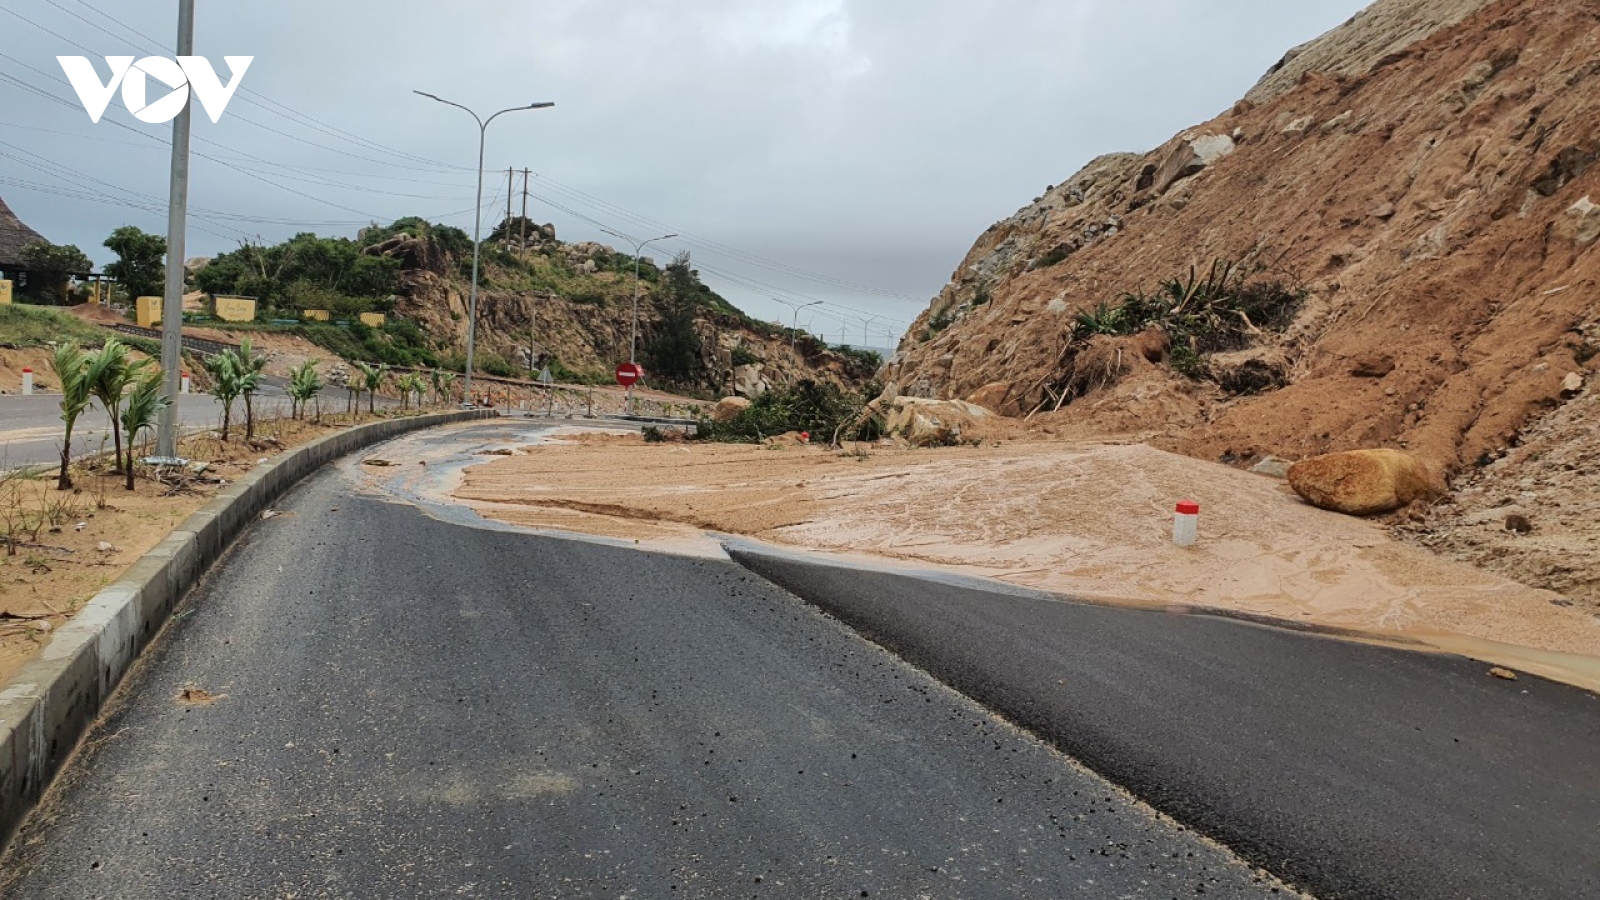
[57,56,253,124]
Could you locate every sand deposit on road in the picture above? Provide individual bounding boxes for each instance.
[455,434,1600,691]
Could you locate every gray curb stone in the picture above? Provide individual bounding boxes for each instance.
[0,409,496,844]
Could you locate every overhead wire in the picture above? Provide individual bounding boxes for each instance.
[47,0,921,323]
[63,0,477,174]
[5,1,921,336]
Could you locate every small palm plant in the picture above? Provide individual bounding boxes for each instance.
[396,372,425,410]
[287,359,323,420]
[235,338,268,441]
[87,339,152,474]
[205,350,245,441]
[51,342,98,490]
[119,367,171,491]
[355,361,388,414]
[431,370,457,406]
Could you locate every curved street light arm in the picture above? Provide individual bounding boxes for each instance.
[414,90,554,402]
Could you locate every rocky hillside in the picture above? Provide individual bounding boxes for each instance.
[369,222,876,398]
[886,0,1598,480]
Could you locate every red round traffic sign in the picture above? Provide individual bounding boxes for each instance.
[615,362,643,387]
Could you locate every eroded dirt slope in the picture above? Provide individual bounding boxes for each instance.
[887,0,1599,479]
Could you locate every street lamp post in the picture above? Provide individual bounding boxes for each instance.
[601,228,676,414]
[414,91,553,403]
[775,298,824,352]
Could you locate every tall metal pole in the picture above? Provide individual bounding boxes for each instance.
[519,168,529,262]
[414,93,553,404]
[785,300,822,351]
[465,124,487,403]
[602,229,675,415]
[155,0,194,459]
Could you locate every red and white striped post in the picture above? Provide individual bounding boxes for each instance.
[181,371,191,395]
[21,367,33,395]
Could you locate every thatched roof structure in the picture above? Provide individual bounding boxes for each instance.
[0,195,46,270]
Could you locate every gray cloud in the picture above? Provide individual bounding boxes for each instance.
[1,0,1368,346]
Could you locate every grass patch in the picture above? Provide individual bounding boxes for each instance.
[0,304,121,348]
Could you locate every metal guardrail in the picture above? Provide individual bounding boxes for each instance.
[111,324,240,359]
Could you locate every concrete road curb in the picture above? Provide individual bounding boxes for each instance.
[0,409,496,843]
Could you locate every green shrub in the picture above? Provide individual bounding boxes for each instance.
[696,380,871,444]
[1076,259,1305,378]
[923,310,955,341]
[476,350,516,378]
[730,345,760,367]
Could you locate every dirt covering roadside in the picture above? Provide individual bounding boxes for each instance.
[0,410,445,685]
[455,433,1600,692]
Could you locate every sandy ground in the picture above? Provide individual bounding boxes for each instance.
[455,434,1600,692]
[0,348,58,394]
[0,470,206,684]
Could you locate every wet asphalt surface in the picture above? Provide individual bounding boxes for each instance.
[730,550,1600,900]
[0,463,1291,899]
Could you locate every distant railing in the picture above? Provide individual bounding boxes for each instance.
[111,324,239,359]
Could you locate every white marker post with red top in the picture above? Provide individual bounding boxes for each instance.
[1173,500,1200,547]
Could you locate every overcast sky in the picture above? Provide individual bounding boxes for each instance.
[0,0,1369,347]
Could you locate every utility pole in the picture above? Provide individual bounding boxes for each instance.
[155,0,194,459]
[505,167,513,247]
[519,168,530,262]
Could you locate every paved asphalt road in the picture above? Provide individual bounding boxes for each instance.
[0,383,292,468]
[730,549,1600,900]
[0,461,1291,899]
[2,421,1596,898]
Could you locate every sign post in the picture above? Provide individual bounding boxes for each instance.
[615,362,643,415]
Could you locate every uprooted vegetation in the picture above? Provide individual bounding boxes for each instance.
[1037,259,1304,414]
[696,380,881,444]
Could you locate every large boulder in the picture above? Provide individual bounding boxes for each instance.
[1153,133,1236,193]
[711,396,752,423]
[964,382,1015,416]
[732,364,769,399]
[1287,449,1441,516]
[879,397,990,448]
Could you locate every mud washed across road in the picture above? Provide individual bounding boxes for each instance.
[361,420,1600,693]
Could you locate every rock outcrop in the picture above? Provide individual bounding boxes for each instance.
[388,237,876,397]
[886,0,1600,482]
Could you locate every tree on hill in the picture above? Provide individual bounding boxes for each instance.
[103,226,166,300]
[194,231,402,317]
[646,251,704,382]
[20,240,91,304]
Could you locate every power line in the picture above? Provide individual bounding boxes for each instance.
[527,172,923,305]
[65,0,478,174]
[0,60,397,221]
[3,2,921,332]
